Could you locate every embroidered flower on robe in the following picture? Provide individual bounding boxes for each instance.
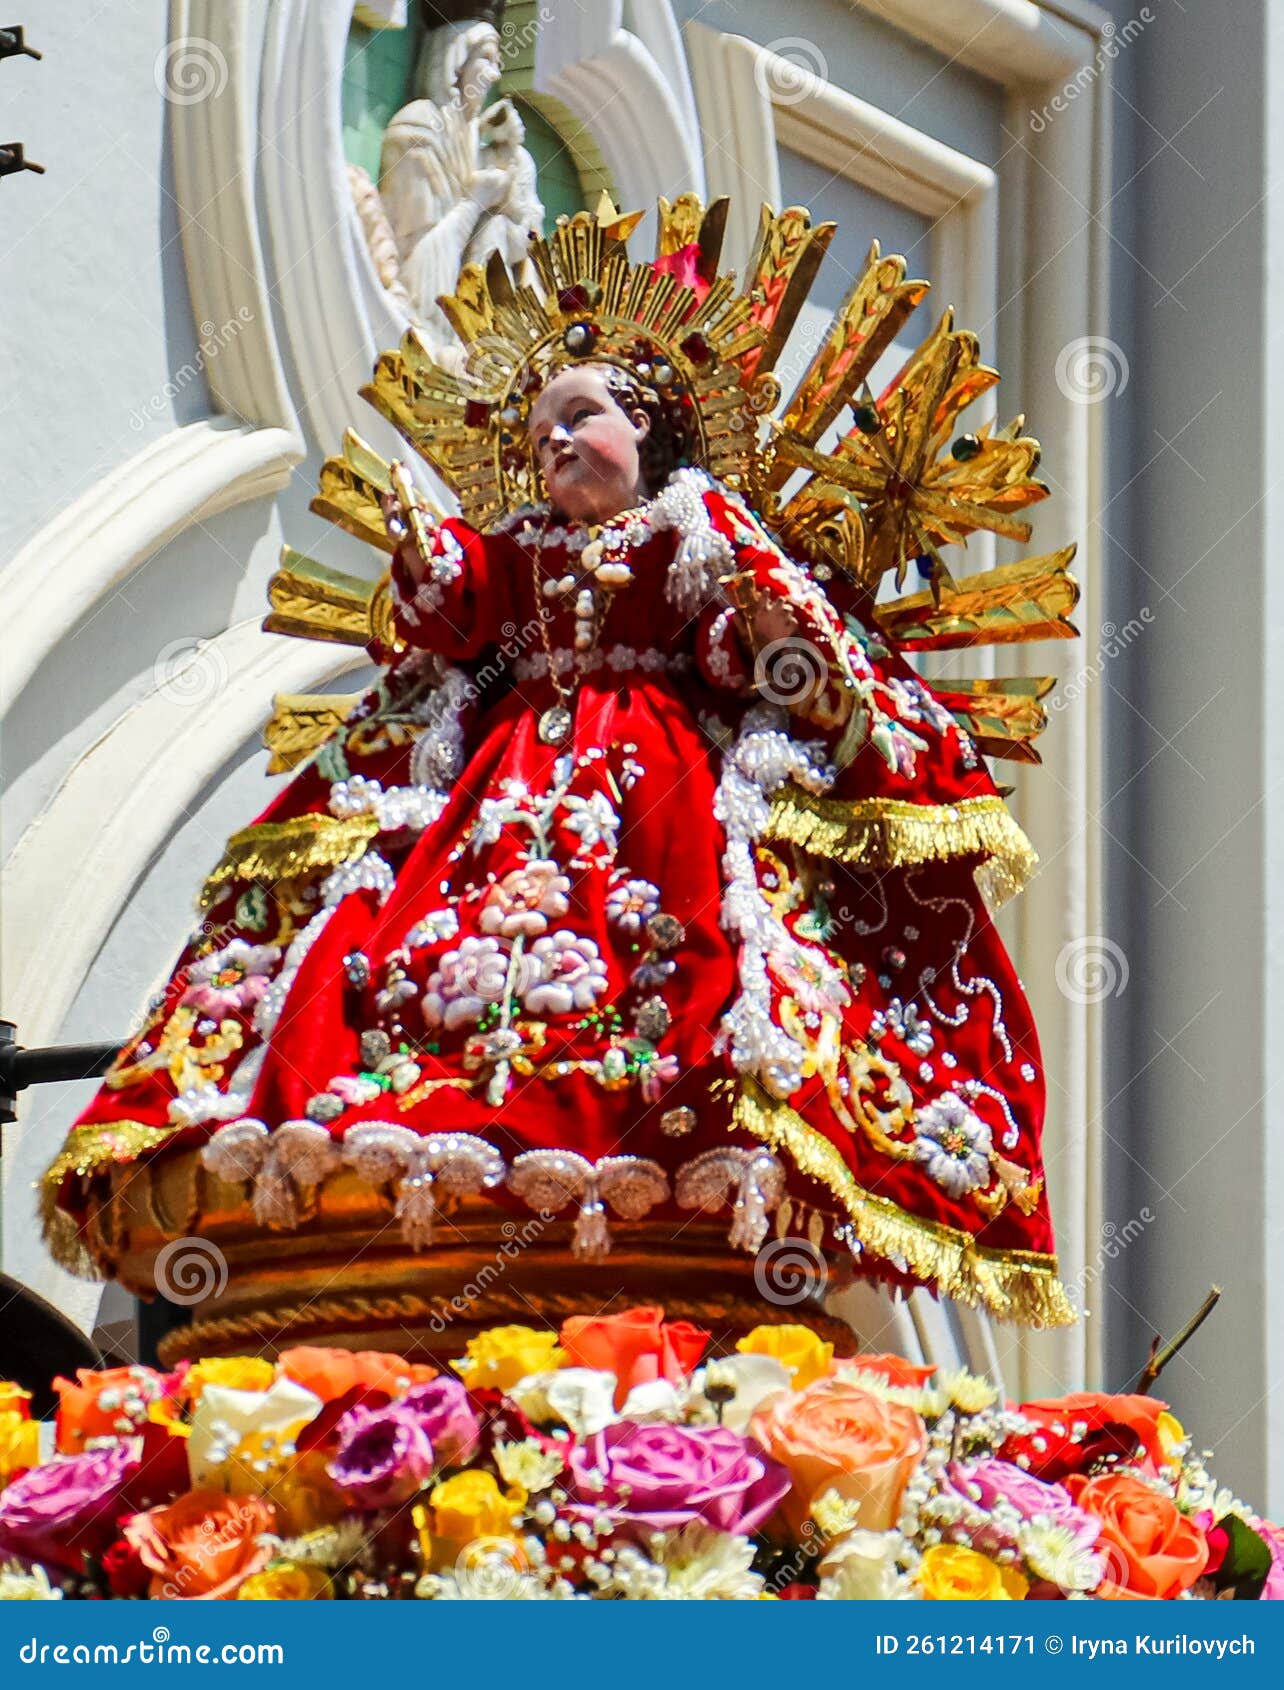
[180,940,281,1018]
[422,936,512,1030]
[523,933,609,1016]
[561,791,620,853]
[871,998,934,1056]
[911,1092,993,1198]
[407,909,460,948]
[479,860,571,939]
[606,877,661,933]
[768,940,851,1019]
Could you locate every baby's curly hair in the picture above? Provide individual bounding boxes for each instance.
[586,362,691,493]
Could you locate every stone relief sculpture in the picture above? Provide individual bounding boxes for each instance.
[349,15,545,363]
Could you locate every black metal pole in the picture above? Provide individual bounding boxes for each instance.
[0,1020,126,1127]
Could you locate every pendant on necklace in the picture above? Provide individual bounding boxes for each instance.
[538,703,573,746]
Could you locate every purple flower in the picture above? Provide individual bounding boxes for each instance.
[564,1421,789,1539]
[0,1442,140,1573]
[327,1404,435,1510]
[400,1377,480,1468]
[942,1458,1101,1557]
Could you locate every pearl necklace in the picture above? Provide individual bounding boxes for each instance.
[528,499,649,745]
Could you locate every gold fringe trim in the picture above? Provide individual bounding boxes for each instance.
[39,1120,185,1281]
[733,1081,1075,1328]
[764,789,1037,905]
[198,814,379,908]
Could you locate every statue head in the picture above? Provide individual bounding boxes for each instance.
[418,20,503,119]
[528,364,681,523]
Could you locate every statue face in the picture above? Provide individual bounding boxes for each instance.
[529,367,651,524]
[458,40,502,115]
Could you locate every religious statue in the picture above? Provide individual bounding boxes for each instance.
[44,196,1082,1360]
[350,14,544,355]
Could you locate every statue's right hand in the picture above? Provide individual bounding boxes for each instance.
[379,488,427,586]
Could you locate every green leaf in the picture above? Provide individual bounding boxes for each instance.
[1213,1513,1273,1598]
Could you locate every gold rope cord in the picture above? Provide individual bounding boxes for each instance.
[733,1081,1074,1328]
[765,788,1037,903]
[198,814,380,909]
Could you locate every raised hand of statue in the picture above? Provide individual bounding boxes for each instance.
[379,461,438,587]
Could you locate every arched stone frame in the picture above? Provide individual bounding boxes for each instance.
[686,0,1112,1399]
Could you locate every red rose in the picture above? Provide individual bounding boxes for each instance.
[102,1536,150,1598]
[1002,1392,1168,1482]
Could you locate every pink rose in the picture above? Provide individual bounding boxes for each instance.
[943,1458,1102,1561]
[400,1378,480,1468]
[564,1421,789,1538]
[327,1403,436,1511]
[0,1442,139,1572]
[1253,1517,1284,1600]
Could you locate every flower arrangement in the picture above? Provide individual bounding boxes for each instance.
[0,1308,1279,1601]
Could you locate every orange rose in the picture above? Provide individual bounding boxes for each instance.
[749,1376,926,1536]
[836,1354,937,1390]
[54,1366,170,1454]
[560,1306,709,1410]
[1067,1471,1209,1599]
[122,1491,277,1600]
[275,1348,435,1402]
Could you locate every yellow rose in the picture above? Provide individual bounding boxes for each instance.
[237,1562,332,1600]
[185,1357,276,1402]
[427,1471,526,1570]
[1157,1410,1186,1468]
[0,1410,40,1487]
[0,1383,32,1417]
[451,1325,565,1393]
[736,1324,833,1390]
[267,1450,351,1537]
[917,1544,1029,1601]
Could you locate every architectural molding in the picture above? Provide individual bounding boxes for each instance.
[532,1,705,234]
[853,0,1111,85]
[261,0,409,460]
[1,624,365,1045]
[174,0,300,433]
[1,2,307,723]
[0,420,297,718]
